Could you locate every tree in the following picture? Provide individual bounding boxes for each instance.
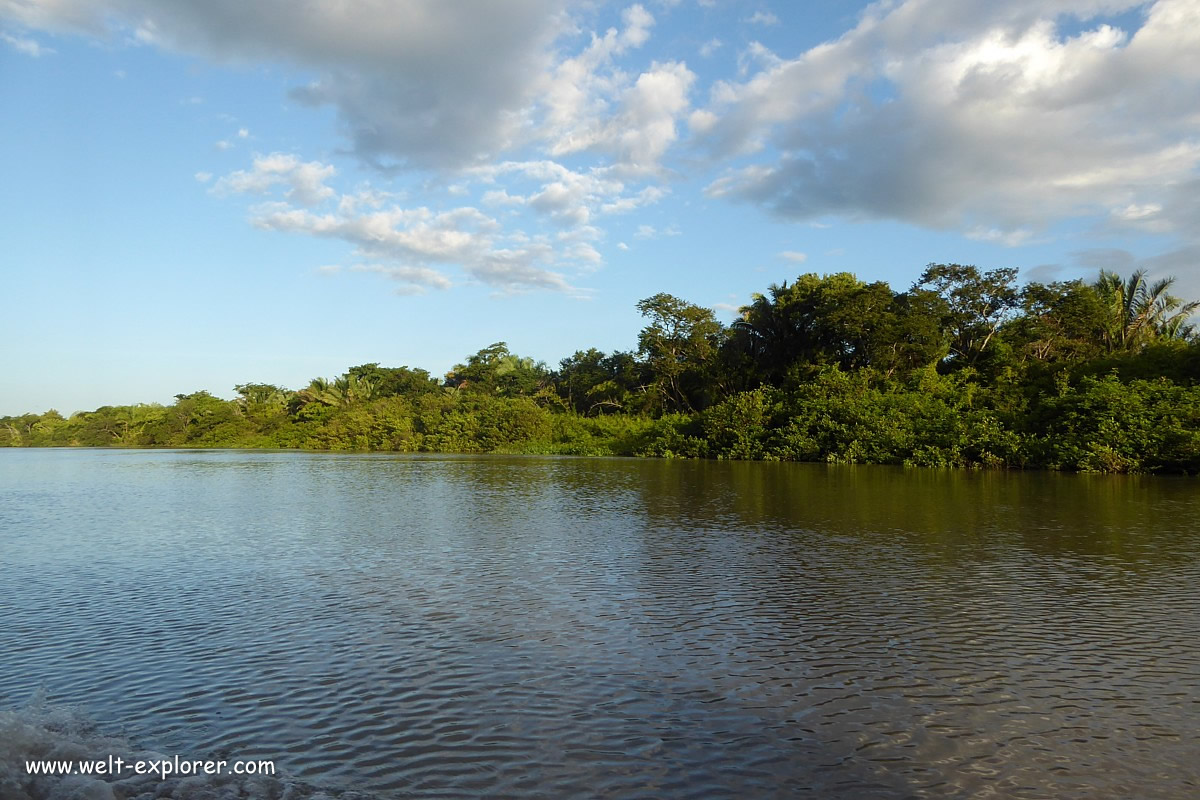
[555,349,648,414]
[914,263,1019,368]
[1004,280,1108,365]
[446,343,549,397]
[637,293,724,413]
[235,383,290,408]
[345,364,441,397]
[1094,269,1199,352]
[290,375,378,413]
[732,273,947,383]
[143,392,241,445]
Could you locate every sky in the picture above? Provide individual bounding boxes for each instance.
[2,0,1198,415]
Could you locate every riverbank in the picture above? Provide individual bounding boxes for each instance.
[4,368,1198,473]
[6,270,1199,473]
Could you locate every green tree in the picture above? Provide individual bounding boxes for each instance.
[915,263,1019,368]
[345,364,441,397]
[1094,269,1199,352]
[446,343,550,397]
[732,273,947,383]
[636,293,724,413]
[555,349,649,414]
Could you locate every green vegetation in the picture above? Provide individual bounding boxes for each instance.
[4,267,1199,473]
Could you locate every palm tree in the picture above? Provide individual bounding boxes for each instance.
[1158,314,1197,342]
[1094,269,1199,351]
[296,375,380,407]
[733,282,813,377]
[333,374,379,404]
[297,377,343,407]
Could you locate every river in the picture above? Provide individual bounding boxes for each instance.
[2,449,1198,798]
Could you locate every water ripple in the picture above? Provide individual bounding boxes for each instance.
[2,450,1199,798]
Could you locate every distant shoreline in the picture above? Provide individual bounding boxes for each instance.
[5,269,1198,474]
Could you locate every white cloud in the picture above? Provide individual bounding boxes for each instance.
[3,0,570,170]
[194,171,213,183]
[211,156,587,294]
[351,264,454,294]
[746,11,779,26]
[632,222,679,239]
[965,226,1035,247]
[617,241,629,250]
[473,159,666,233]
[536,6,696,175]
[251,200,578,293]
[20,0,1193,298]
[1,31,53,56]
[600,185,666,214]
[777,250,807,262]
[7,0,688,268]
[215,153,337,206]
[482,189,527,207]
[699,37,722,57]
[694,0,1200,245]
[1113,203,1163,221]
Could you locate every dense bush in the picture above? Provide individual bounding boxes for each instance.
[5,268,1198,473]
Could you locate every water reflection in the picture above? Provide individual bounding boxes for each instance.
[1,449,1198,798]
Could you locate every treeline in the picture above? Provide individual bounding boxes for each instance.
[4,266,1199,472]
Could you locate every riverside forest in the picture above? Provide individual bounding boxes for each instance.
[5,265,1199,473]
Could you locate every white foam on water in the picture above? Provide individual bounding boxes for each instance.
[0,693,373,800]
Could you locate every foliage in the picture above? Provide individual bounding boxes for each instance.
[915,263,1019,368]
[732,273,948,382]
[4,267,1197,474]
[636,293,724,413]
[1093,269,1200,352]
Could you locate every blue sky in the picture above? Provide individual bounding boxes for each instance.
[2,0,1198,415]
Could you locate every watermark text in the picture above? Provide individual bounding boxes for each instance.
[25,755,275,779]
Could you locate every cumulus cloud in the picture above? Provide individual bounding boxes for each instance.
[250,200,579,293]
[695,0,1200,248]
[2,30,53,56]
[745,11,780,26]
[473,160,667,229]
[482,189,527,207]
[965,227,1035,247]
[214,153,337,206]
[699,37,722,57]
[15,0,1196,298]
[5,0,689,271]
[351,264,455,295]
[2,0,569,170]
[777,250,808,262]
[537,5,696,174]
[211,156,587,294]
